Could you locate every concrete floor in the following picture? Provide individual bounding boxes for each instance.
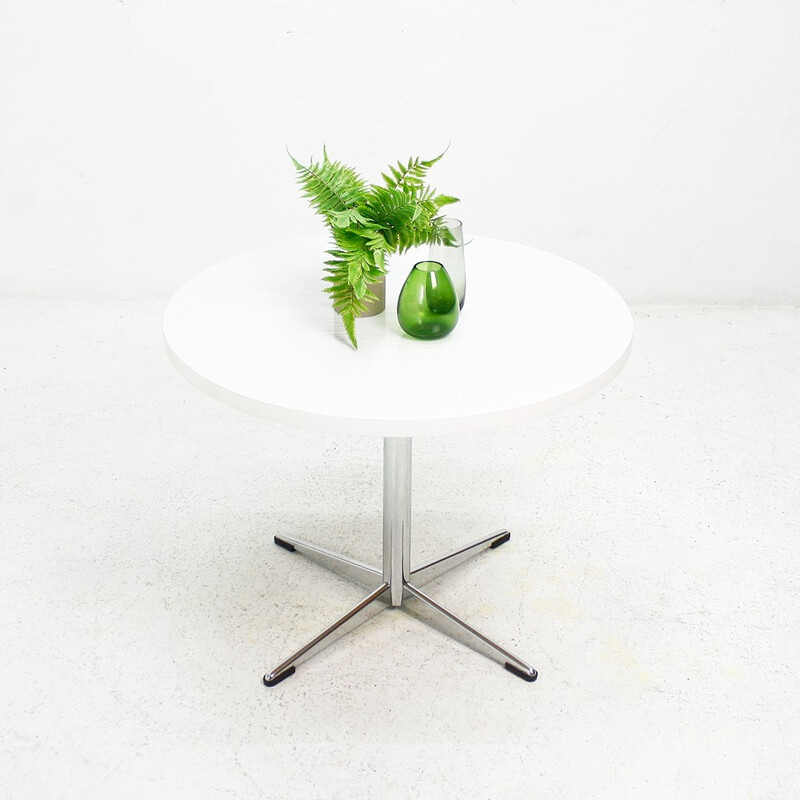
[1,301,799,799]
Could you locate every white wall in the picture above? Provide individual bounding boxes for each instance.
[2,0,799,303]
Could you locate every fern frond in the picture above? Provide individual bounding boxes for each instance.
[381,149,447,191]
[289,151,368,218]
[341,311,357,348]
[434,194,459,208]
[322,227,388,348]
[363,186,419,250]
[322,252,366,350]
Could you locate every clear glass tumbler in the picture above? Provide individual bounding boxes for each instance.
[429,218,465,310]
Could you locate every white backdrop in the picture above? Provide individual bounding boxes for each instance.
[2,0,799,303]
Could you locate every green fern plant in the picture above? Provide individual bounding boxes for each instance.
[289,147,459,349]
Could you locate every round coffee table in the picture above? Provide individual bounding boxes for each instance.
[164,235,633,686]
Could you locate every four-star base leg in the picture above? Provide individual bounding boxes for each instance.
[263,438,538,686]
[263,582,390,686]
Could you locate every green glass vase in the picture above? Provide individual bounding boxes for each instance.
[397,260,459,340]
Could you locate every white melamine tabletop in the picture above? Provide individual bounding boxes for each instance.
[163,235,633,437]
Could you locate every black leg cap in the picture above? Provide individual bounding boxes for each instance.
[490,531,512,549]
[274,536,296,552]
[263,666,296,687]
[505,662,538,682]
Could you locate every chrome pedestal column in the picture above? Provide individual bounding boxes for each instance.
[264,437,537,686]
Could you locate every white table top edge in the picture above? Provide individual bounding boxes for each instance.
[164,329,632,438]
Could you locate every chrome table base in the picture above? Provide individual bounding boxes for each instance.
[264,438,537,687]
